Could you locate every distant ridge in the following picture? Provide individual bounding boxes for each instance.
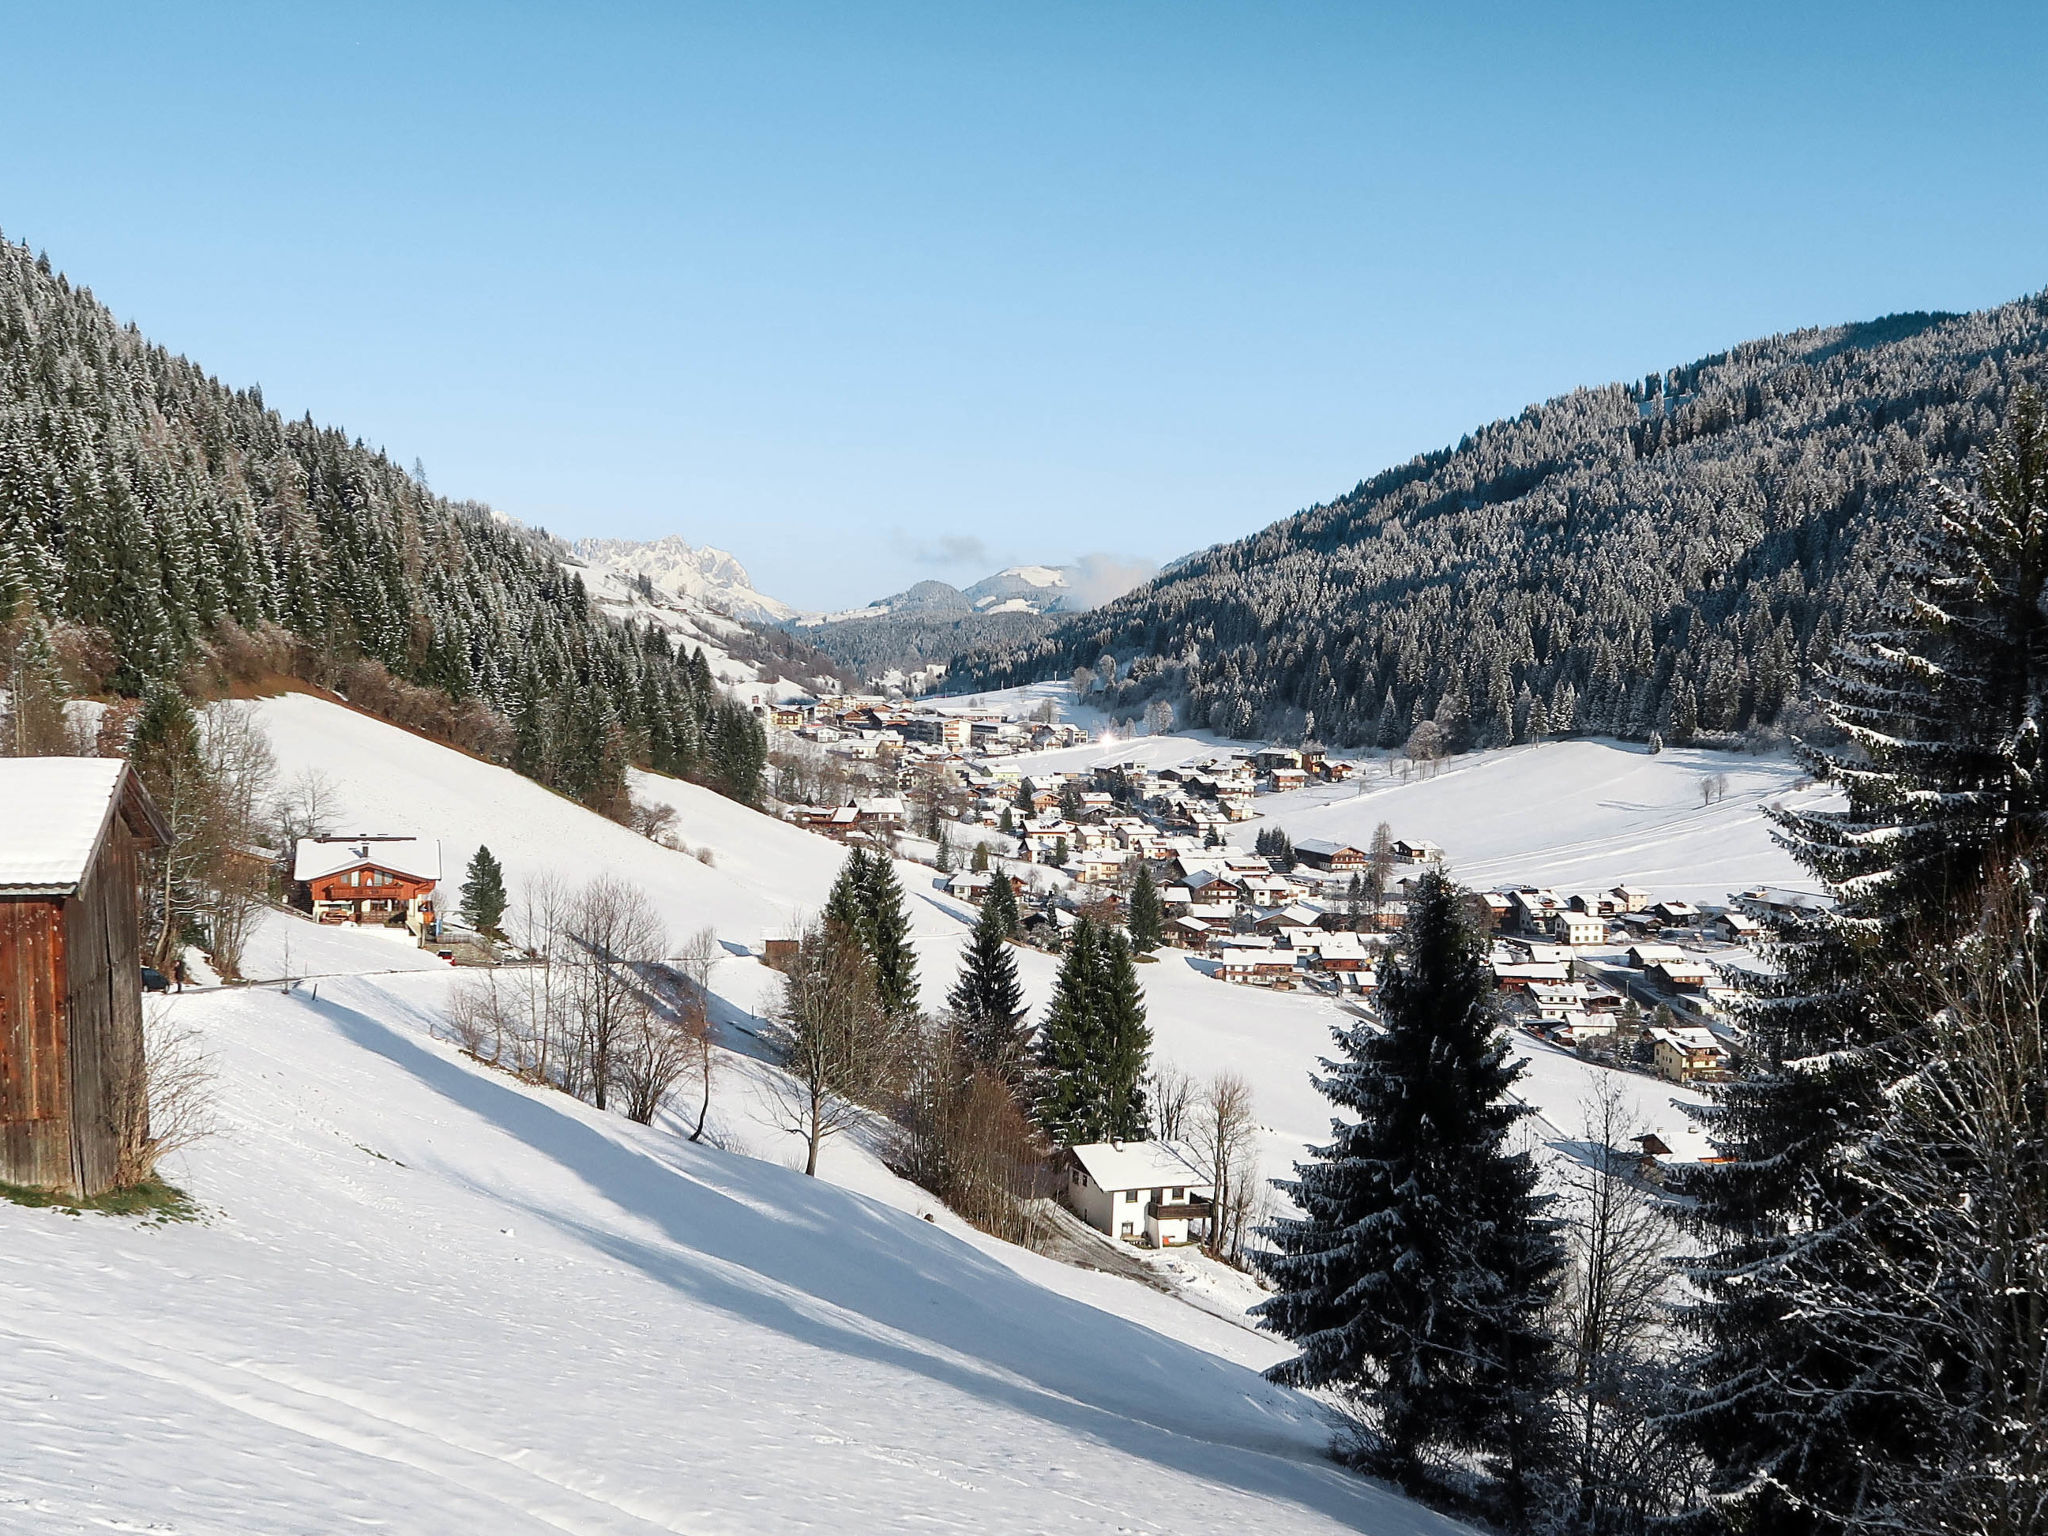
[948,299,2048,749]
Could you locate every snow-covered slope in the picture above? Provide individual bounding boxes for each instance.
[1,960,1458,1535]
[2,691,1790,1530]
[574,534,797,625]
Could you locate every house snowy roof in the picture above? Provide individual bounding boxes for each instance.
[1066,1140,1209,1193]
[0,758,164,895]
[294,836,442,883]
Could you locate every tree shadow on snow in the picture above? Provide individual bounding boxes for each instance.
[299,991,1462,1535]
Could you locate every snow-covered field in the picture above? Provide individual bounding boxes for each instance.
[4,959,1454,1535]
[2,689,1775,1531]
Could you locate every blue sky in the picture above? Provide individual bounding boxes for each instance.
[4,2,2044,609]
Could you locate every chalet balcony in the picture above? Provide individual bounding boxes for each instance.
[1146,1193,1214,1222]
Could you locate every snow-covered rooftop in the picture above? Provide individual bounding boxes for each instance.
[1066,1140,1209,1194]
[0,757,129,894]
[294,836,442,883]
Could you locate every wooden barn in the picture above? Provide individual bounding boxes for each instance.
[0,758,168,1197]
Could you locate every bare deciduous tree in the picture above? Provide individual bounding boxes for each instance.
[1193,1070,1259,1265]
[1147,1061,1195,1143]
[109,1005,217,1188]
[1549,1078,1694,1533]
[563,875,665,1112]
[674,926,721,1143]
[769,921,893,1176]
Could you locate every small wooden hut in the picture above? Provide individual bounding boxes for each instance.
[0,758,168,1196]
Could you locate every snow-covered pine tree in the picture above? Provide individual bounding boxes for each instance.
[1671,388,2048,1536]
[1256,868,1561,1518]
[946,895,1029,1085]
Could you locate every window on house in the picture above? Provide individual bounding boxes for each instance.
[1124,1189,1139,1203]
[1172,1188,1184,1201]
[1120,1222,1134,1237]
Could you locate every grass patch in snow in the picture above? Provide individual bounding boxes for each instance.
[0,1175,202,1223]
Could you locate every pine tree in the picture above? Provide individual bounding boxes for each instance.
[130,679,210,970]
[1672,389,2048,1536]
[984,867,1022,940]
[2,601,72,756]
[1033,917,1105,1144]
[862,850,921,1019]
[1127,862,1165,952]
[946,895,1029,1083]
[970,840,990,873]
[459,845,508,936]
[1257,869,1562,1517]
[825,846,877,951]
[1092,928,1151,1142]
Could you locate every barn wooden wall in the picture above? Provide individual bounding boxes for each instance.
[0,896,72,1189]
[65,826,147,1194]
[0,825,148,1197]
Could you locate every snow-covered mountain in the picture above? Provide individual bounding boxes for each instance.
[963,564,1075,613]
[805,564,1096,625]
[573,534,798,625]
[563,537,843,698]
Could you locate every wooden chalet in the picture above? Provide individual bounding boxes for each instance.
[294,835,441,933]
[1,758,169,1197]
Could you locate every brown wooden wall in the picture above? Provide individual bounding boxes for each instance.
[0,824,148,1196]
[0,896,72,1189]
[65,825,148,1194]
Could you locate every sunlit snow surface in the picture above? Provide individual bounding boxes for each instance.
[2,690,1814,1531]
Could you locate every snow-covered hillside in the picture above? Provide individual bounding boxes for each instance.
[1,690,1781,1530]
[1,955,1457,1535]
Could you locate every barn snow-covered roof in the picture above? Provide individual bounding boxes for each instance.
[0,758,158,895]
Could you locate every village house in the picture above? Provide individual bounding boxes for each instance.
[1390,838,1444,863]
[1651,1026,1732,1084]
[1057,1141,1214,1246]
[295,835,441,937]
[1291,838,1369,872]
[1552,909,1608,947]
[1708,910,1762,943]
[1,758,169,1197]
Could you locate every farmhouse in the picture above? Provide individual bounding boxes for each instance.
[1056,1141,1214,1247]
[1291,838,1368,871]
[295,836,441,936]
[1,758,169,1196]
[1651,1026,1731,1084]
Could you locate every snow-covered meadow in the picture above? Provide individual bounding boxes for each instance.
[1,689,1796,1531]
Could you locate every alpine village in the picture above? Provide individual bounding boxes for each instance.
[2,15,2045,1536]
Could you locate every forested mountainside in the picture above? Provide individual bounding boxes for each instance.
[799,606,1056,685]
[0,234,765,810]
[950,299,2048,750]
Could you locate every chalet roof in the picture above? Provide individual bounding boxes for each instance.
[0,758,167,895]
[1293,837,1364,858]
[1066,1140,1209,1193]
[294,836,442,883]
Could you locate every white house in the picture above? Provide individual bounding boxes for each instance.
[1057,1141,1214,1247]
[1553,910,1607,947]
